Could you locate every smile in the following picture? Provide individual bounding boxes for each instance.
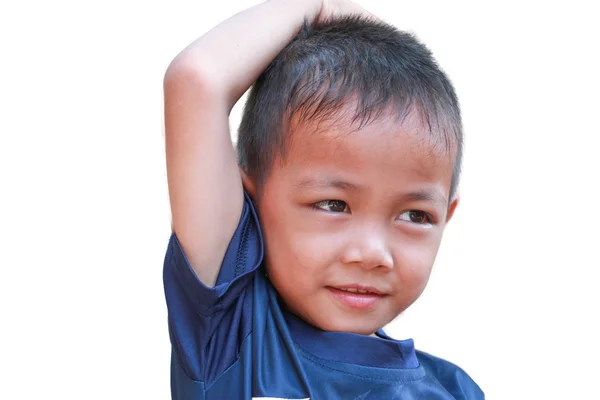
[338,287,372,294]
[326,286,386,310]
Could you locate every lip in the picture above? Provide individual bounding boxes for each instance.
[333,284,385,295]
[327,285,386,310]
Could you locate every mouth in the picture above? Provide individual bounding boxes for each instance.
[326,285,387,310]
[332,285,384,295]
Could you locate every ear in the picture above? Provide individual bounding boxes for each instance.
[445,195,460,223]
[240,167,256,198]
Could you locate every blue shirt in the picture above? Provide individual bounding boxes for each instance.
[163,193,484,399]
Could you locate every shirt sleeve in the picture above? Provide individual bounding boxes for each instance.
[163,191,264,383]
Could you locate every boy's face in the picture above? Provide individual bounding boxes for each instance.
[244,109,458,336]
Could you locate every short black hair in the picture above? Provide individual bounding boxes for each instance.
[237,16,462,200]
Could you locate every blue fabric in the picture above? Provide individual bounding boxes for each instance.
[163,192,484,399]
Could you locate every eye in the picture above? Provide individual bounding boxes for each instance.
[398,210,433,225]
[314,200,349,213]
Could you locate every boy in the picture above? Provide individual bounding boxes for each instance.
[163,0,483,398]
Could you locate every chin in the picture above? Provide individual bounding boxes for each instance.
[315,315,381,336]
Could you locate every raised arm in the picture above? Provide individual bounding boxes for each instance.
[164,0,323,287]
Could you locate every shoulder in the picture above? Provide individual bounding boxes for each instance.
[416,350,485,400]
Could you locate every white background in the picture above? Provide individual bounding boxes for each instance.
[1,0,599,399]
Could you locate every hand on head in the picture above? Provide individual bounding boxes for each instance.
[317,0,378,23]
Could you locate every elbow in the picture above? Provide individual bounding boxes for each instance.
[164,55,221,96]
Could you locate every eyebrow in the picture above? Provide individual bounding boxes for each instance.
[295,178,360,190]
[400,191,448,207]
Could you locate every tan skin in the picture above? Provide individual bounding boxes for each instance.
[165,0,457,336]
[243,110,459,335]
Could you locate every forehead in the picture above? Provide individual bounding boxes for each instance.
[274,110,455,196]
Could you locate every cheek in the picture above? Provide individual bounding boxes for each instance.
[259,206,328,295]
[260,199,340,275]
[263,218,333,279]
[392,238,441,294]
[263,226,332,315]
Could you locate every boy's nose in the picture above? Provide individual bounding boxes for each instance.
[340,224,394,270]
